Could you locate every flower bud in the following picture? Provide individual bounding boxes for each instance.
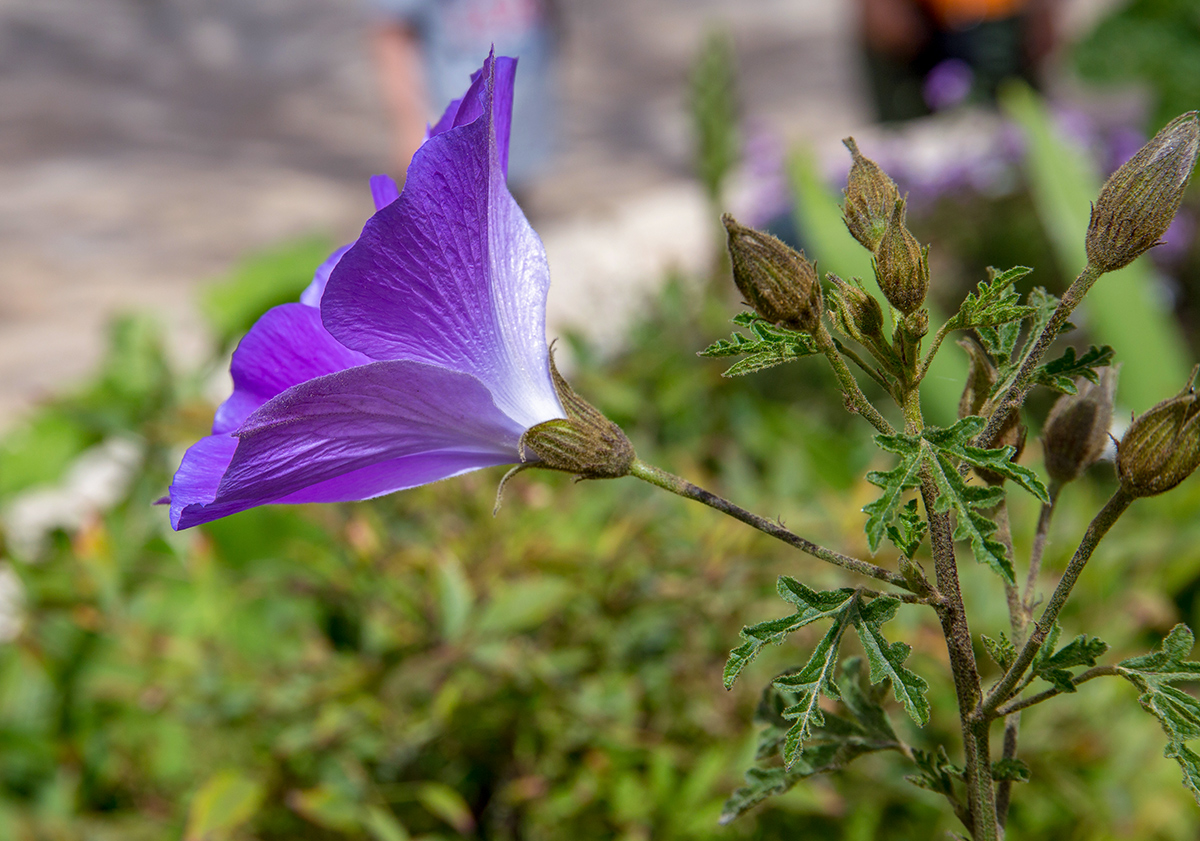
[873,199,929,315]
[957,338,1025,484]
[957,338,997,420]
[1117,366,1200,497]
[1086,112,1200,272]
[827,273,884,344]
[722,214,823,332]
[842,137,901,252]
[1042,367,1118,486]
[520,356,635,480]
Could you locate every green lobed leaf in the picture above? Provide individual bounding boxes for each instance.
[885,498,927,558]
[774,603,856,765]
[723,579,857,689]
[1033,344,1115,394]
[725,652,907,822]
[863,433,923,553]
[982,632,1016,672]
[950,266,1034,330]
[925,416,1050,503]
[852,597,931,726]
[992,758,1031,783]
[924,448,1013,584]
[906,746,963,797]
[699,315,819,377]
[1117,624,1200,801]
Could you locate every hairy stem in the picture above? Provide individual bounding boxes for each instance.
[915,319,955,384]
[833,337,894,393]
[816,323,896,435]
[904,385,996,840]
[981,488,1134,718]
[995,666,1120,717]
[629,460,916,591]
[974,264,1102,451]
[1023,485,1060,629]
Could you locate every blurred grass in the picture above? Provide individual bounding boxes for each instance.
[0,231,1198,839]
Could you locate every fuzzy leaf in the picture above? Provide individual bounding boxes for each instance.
[852,597,931,726]
[699,315,819,377]
[906,746,962,797]
[950,266,1033,330]
[982,632,1016,672]
[1117,624,1200,802]
[724,653,906,823]
[992,758,1031,783]
[1041,632,1109,672]
[923,447,1012,583]
[885,498,927,558]
[926,416,1050,502]
[774,602,856,765]
[1033,344,1115,393]
[723,579,856,689]
[863,433,923,553]
[837,657,901,744]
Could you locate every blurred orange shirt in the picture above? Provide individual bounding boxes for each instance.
[921,0,1029,26]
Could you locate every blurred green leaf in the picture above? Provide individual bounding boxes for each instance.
[436,555,474,642]
[476,576,575,636]
[416,782,475,834]
[690,29,739,205]
[184,770,264,841]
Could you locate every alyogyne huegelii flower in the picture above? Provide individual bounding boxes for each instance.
[168,53,632,530]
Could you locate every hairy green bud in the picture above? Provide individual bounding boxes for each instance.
[1086,112,1200,273]
[1042,367,1118,486]
[873,200,929,315]
[521,357,636,481]
[827,273,884,345]
[1117,366,1200,497]
[722,214,823,332]
[842,137,901,252]
[957,338,1025,485]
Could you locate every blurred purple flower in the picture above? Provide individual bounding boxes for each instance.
[923,59,974,112]
[168,53,566,529]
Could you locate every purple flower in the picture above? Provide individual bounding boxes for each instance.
[168,54,621,530]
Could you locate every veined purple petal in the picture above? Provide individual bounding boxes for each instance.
[300,178,401,307]
[370,174,401,211]
[300,244,352,308]
[322,56,560,431]
[427,53,516,180]
[213,303,372,434]
[171,360,527,529]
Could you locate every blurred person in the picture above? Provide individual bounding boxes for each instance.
[856,0,1059,121]
[369,0,561,189]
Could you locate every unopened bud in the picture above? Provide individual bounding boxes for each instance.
[722,214,823,332]
[520,356,635,480]
[1086,112,1200,272]
[842,138,901,252]
[1042,367,1118,486]
[827,273,884,344]
[958,338,997,419]
[957,338,1025,484]
[1117,366,1200,497]
[874,200,929,315]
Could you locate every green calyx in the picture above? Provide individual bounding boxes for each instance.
[722,214,823,333]
[1117,365,1200,497]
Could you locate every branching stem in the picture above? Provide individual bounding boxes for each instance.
[974,264,1103,451]
[981,487,1133,719]
[815,323,895,435]
[629,460,917,592]
[994,666,1120,717]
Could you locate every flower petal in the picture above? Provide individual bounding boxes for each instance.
[213,303,372,434]
[171,360,527,529]
[370,174,401,211]
[322,56,560,431]
[427,53,516,179]
[299,178,400,307]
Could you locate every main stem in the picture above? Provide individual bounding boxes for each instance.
[903,388,997,840]
[981,488,1134,718]
[975,264,1102,451]
[629,460,913,590]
